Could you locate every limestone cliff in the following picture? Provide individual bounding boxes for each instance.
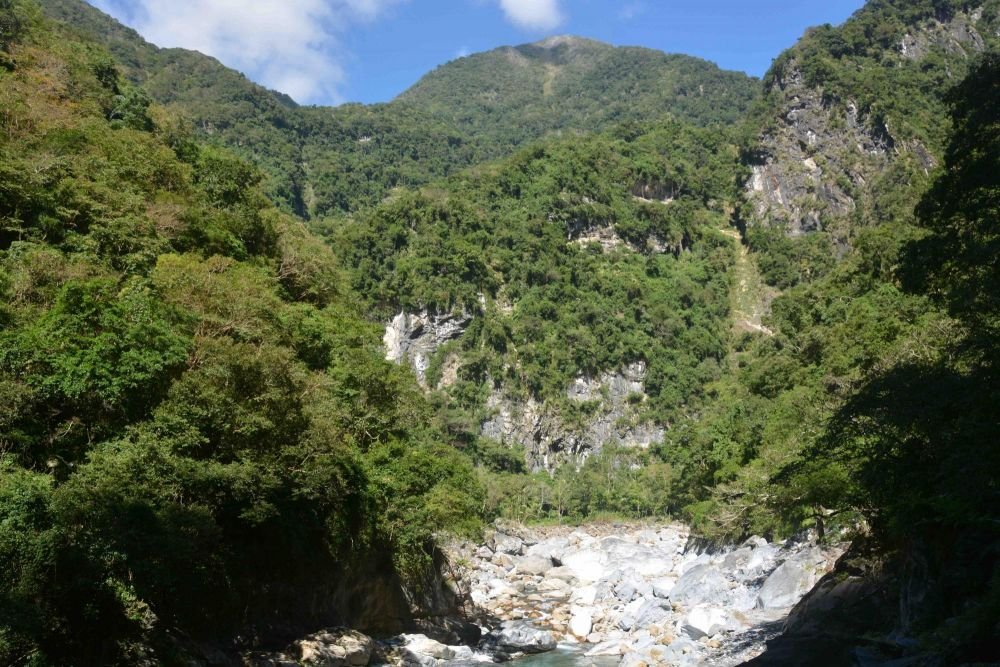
[481,362,666,471]
[384,310,665,470]
[744,6,991,238]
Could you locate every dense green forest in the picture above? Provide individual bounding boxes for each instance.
[35,0,760,218]
[1,0,998,663]
[0,4,483,663]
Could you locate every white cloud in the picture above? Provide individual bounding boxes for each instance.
[497,0,564,31]
[619,2,646,21]
[89,0,404,104]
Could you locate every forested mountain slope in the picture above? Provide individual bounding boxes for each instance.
[1,0,998,663]
[658,1,1000,662]
[324,120,744,479]
[36,0,759,217]
[744,0,999,240]
[398,35,759,145]
[0,3,485,663]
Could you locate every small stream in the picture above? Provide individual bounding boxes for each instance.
[511,645,618,667]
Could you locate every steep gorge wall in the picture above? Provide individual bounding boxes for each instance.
[384,311,664,471]
[743,6,991,238]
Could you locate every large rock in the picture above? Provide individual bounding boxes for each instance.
[569,606,593,638]
[682,605,732,639]
[756,559,820,609]
[584,640,629,657]
[493,620,557,654]
[669,564,730,607]
[292,628,373,667]
[561,549,605,582]
[619,598,670,632]
[650,577,675,598]
[517,555,554,576]
[491,533,524,556]
[525,537,568,561]
[400,634,453,660]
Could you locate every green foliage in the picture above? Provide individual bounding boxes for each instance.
[0,10,484,664]
[903,52,1000,342]
[400,37,760,144]
[746,226,836,288]
[37,0,760,216]
[478,446,677,523]
[332,123,739,424]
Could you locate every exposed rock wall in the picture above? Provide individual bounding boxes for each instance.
[745,65,890,236]
[383,310,471,388]
[745,8,988,237]
[899,8,986,61]
[481,362,666,471]
[383,310,667,471]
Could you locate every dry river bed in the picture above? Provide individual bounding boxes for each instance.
[251,522,844,667]
[441,522,845,667]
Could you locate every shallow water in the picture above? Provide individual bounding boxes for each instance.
[511,646,618,667]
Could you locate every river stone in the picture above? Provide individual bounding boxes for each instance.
[569,606,593,638]
[492,533,524,555]
[651,577,675,598]
[486,578,516,599]
[669,564,730,606]
[756,559,818,608]
[722,547,754,573]
[517,555,554,576]
[570,584,598,605]
[561,549,605,582]
[682,605,731,639]
[494,620,556,654]
[746,542,781,574]
[536,577,571,593]
[492,552,516,569]
[293,628,373,667]
[401,634,453,660]
[525,537,568,561]
[545,565,577,581]
[619,598,670,631]
[584,640,628,657]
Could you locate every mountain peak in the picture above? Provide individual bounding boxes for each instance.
[530,35,605,50]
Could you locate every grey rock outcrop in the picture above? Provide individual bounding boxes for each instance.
[756,546,830,609]
[480,362,666,470]
[275,628,374,667]
[745,65,889,236]
[669,563,731,607]
[745,7,987,237]
[899,8,985,61]
[448,523,845,667]
[383,310,472,388]
[491,620,557,654]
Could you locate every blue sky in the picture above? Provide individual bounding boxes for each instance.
[88,0,866,106]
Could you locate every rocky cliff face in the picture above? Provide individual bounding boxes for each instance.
[745,67,892,236]
[384,309,665,470]
[744,7,989,237]
[481,362,666,471]
[383,310,472,388]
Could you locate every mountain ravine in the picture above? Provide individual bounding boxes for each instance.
[2,0,998,665]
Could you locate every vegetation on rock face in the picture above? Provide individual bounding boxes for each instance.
[659,10,999,657]
[326,121,741,419]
